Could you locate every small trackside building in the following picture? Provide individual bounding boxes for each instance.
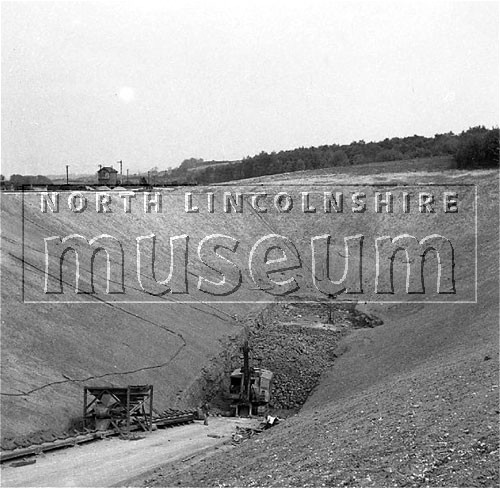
[97,166,118,186]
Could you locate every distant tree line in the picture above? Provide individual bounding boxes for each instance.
[4,127,497,188]
[454,126,499,169]
[172,126,498,184]
[6,174,53,190]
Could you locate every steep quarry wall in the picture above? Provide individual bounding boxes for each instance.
[1,190,252,436]
[140,169,499,488]
[185,300,382,413]
[0,170,482,438]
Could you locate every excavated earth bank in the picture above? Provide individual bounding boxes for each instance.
[1,166,498,487]
[140,168,498,487]
[185,300,382,413]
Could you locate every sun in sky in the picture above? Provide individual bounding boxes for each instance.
[117,86,135,104]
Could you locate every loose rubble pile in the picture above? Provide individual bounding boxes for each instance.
[193,301,382,412]
[248,303,381,409]
[251,322,340,409]
[231,416,281,444]
[231,426,261,444]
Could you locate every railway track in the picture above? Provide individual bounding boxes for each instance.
[0,409,196,463]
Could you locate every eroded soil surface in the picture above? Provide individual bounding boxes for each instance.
[143,345,498,487]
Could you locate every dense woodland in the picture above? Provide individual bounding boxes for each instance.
[173,126,499,184]
[3,126,498,188]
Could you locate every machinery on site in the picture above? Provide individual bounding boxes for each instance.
[83,385,154,433]
[0,385,196,463]
[2,337,277,464]
[229,339,274,417]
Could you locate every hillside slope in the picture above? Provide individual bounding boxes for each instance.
[0,165,496,462]
[144,168,498,487]
[0,191,257,436]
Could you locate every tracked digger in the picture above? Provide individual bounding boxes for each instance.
[228,336,273,417]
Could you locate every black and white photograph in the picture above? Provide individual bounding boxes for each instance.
[1,1,498,486]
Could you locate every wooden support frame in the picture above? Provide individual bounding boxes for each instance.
[83,385,153,433]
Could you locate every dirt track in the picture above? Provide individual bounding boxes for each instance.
[0,418,257,487]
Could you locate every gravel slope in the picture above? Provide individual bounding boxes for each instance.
[143,169,498,487]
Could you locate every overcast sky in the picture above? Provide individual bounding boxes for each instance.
[1,1,498,176]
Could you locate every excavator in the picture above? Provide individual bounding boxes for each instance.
[228,338,273,417]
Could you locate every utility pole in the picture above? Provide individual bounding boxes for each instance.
[241,339,251,402]
[118,160,123,183]
[327,288,346,324]
[66,165,69,185]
